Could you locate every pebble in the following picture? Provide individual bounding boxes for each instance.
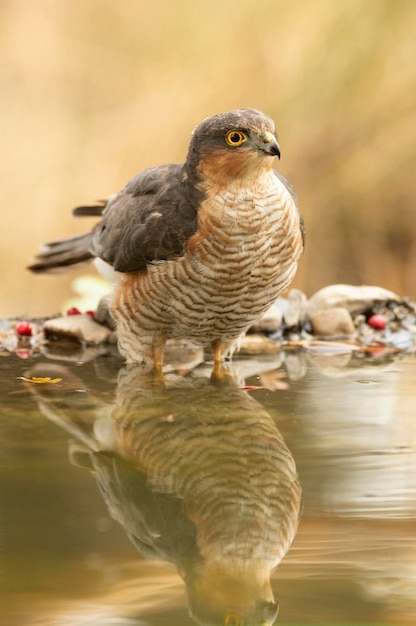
[283,289,308,327]
[249,303,282,333]
[307,284,400,317]
[383,328,415,351]
[310,307,356,338]
[43,315,112,345]
[95,294,117,330]
[238,334,282,355]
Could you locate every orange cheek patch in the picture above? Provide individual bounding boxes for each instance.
[199,149,263,184]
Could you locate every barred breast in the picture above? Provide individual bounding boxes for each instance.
[113,170,303,362]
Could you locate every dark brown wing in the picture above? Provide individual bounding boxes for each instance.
[91,163,200,273]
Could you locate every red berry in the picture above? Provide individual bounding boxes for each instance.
[368,314,387,330]
[16,321,33,336]
[67,307,82,316]
[85,310,95,319]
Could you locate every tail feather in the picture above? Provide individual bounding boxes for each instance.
[73,200,107,217]
[28,232,94,274]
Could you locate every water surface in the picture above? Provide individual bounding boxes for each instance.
[1,348,415,625]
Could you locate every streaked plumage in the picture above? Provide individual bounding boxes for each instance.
[28,109,304,369]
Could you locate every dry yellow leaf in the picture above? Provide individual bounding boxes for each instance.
[19,376,63,384]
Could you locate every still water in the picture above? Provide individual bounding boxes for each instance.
[1,346,415,626]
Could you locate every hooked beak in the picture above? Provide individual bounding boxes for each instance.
[261,131,281,159]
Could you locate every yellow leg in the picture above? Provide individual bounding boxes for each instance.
[211,339,234,380]
[151,337,166,378]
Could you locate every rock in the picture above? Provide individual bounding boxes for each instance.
[383,328,415,351]
[95,294,116,330]
[249,303,283,333]
[284,289,308,327]
[310,307,356,337]
[43,315,112,345]
[307,285,400,317]
[238,334,281,355]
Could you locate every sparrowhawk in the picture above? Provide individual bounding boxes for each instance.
[29,108,304,370]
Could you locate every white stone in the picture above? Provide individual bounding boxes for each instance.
[307,285,400,317]
[249,303,283,333]
[310,307,356,337]
[43,315,112,345]
[284,289,308,327]
[238,334,281,354]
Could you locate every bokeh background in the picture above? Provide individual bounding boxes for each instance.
[1,0,415,317]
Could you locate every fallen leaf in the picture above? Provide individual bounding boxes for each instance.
[19,376,63,384]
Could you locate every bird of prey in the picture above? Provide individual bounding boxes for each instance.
[29,108,304,370]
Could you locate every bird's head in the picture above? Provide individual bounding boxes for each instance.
[186,108,281,185]
[185,558,279,626]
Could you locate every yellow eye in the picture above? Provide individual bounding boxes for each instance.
[225,130,247,146]
[224,612,241,625]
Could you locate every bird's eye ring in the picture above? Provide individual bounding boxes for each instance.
[225,130,247,146]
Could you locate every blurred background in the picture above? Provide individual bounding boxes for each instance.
[1,0,415,317]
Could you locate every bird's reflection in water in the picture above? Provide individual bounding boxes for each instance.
[29,363,302,626]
